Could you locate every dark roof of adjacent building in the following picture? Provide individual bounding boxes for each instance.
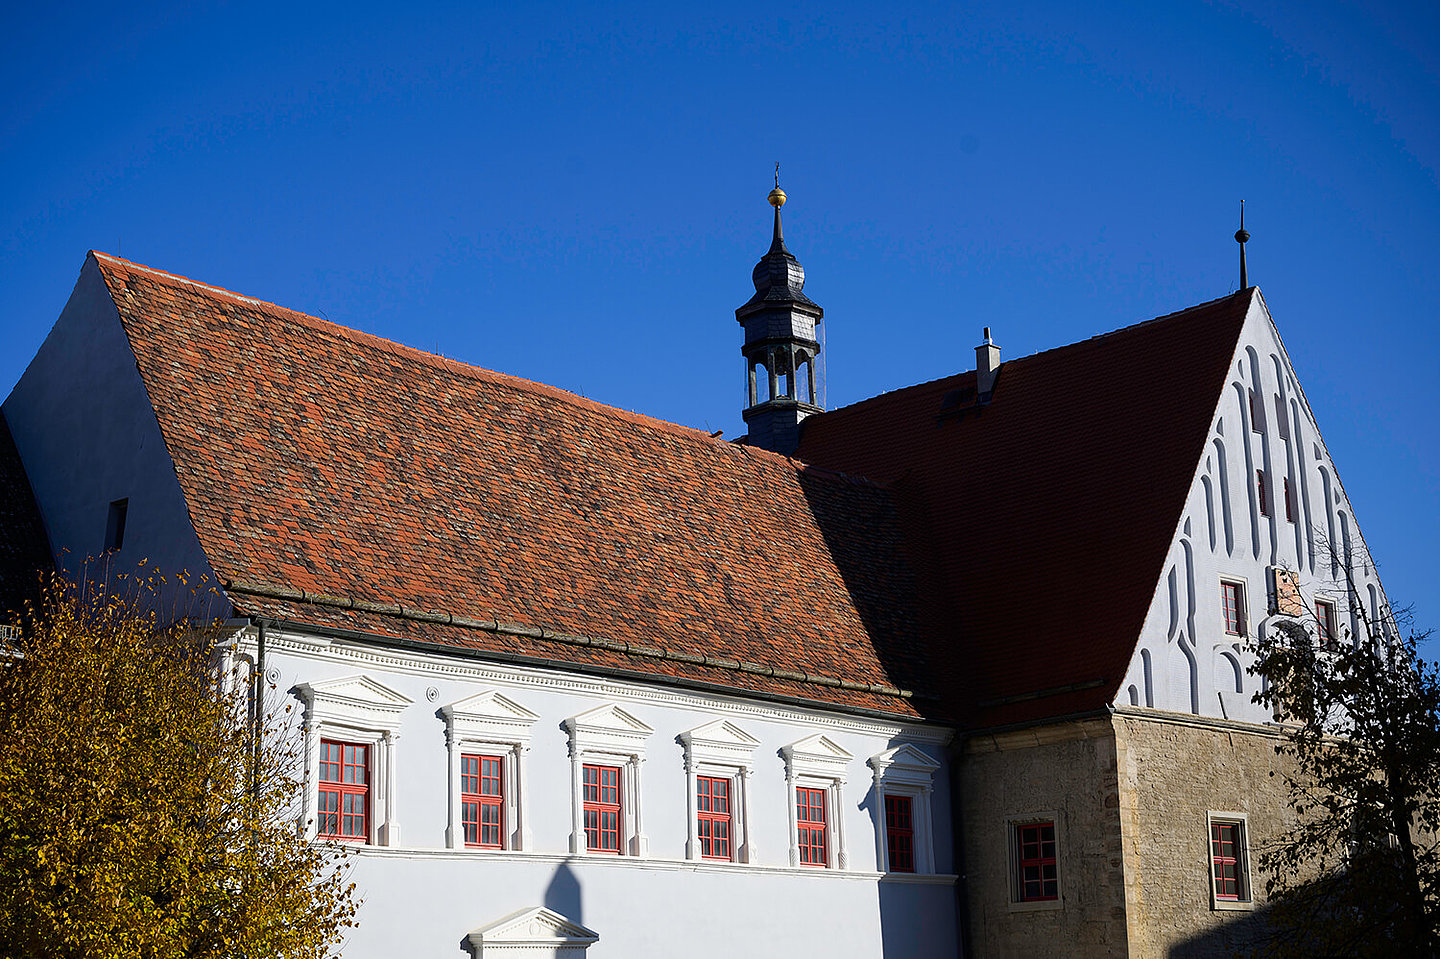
[92,253,931,720]
[0,415,52,614]
[796,291,1253,728]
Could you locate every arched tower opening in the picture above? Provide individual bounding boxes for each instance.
[734,180,824,454]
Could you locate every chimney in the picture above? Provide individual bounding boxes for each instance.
[975,327,1001,397]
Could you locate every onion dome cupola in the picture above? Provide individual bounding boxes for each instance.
[735,180,824,455]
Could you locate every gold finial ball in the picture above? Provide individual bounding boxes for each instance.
[768,186,787,208]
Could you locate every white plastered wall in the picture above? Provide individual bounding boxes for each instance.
[1121,291,1392,723]
[2,256,224,619]
[244,626,958,959]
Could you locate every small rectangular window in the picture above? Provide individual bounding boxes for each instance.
[104,498,128,552]
[1210,819,1249,902]
[1283,477,1295,523]
[1316,599,1338,649]
[1274,394,1290,440]
[1016,821,1058,901]
[318,740,369,842]
[582,764,622,853]
[1249,389,1264,432]
[461,754,504,848]
[885,794,915,873]
[1256,470,1269,517]
[796,786,828,867]
[1221,581,1246,636]
[696,776,733,860]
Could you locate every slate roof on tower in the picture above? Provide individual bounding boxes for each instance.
[796,290,1255,728]
[88,253,931,719]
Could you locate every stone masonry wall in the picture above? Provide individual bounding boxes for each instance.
[1113,708,1300,958]
[961,718,1129,959]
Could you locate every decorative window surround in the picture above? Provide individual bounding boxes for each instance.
[680,718,760,863]
[563,703,653,856]
[464,906,598,957]
[782,733,852,869]
[441,690,539,851]
[868,744,939,874]
[257,628,952,744]
[294,675,412,845]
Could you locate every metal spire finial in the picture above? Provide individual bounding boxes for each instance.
[1235,200,1250,290]
[766,164,787,248]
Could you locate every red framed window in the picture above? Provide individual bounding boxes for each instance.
[796,786,828,867]
[1316,599,1338,649]
[583,764,622,854]
[317,740,368,842]
[1283,477,1295,522]
[1211,821,1245,900]
[1016,821,1058,901]
[461,754,504,848]
[1256,470,1269,517]
[885,794,915,873]
[1221,581,1245,636]
[696,776,733,860]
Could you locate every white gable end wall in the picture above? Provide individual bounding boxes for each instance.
[1,257,222,618]
[1123,291,1392,723]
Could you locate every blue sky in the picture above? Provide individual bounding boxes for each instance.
[2,1,1437,655]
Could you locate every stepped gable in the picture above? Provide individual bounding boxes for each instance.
[0,415,52,613]
[90,253,931,719]
[797,291,1253,729]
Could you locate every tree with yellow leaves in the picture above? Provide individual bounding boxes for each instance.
[0,576,359,958]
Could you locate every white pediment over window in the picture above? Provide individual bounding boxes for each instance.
[782,733,853,781]
[294,675,412,730]
[465,905,598,956]
[680,718,760,767]
[563,702,653,754]
[868,744,940,787]
[442,690,540,741]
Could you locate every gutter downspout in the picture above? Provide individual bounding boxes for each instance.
[252,620,266,803]
[951,736,972,959]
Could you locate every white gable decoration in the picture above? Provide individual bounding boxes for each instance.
[867,743,940,788]
[465,906,598,957]
[680,718,761,767]
[442,689,541,741]
[294,674,412,728]
[562,702,654,753]
[782,733,853,781]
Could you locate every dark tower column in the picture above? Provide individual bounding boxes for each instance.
[735,183,824,455]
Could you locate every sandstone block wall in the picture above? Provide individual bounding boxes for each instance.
[960,718,1129,959]
[961,710,1306,959]
[1113,708,1299,958]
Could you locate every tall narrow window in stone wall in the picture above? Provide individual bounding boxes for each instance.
[1007,813,1062,910]
[1207,813,1253,910]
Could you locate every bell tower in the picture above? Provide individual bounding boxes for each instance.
[735,179,824,455]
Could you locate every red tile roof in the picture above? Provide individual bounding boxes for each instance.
[796,292,1253,728]
[91,253,931,719]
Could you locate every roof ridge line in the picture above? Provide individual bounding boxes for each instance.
[813,290,1255,424]
[90,252,779,460]
[226,579,919,702]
